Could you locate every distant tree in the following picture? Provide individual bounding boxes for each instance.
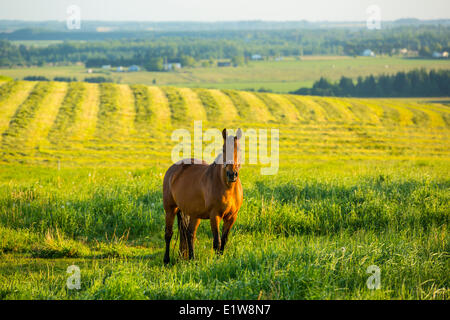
[23,76,49,81]
[180,55,196,67]
[291,69,450,97]
[338,77,355,96]
[231,55,245,67]
[84,76,111,83]
[145,57,164,71]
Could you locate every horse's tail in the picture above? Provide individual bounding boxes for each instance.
[176,208,190,259]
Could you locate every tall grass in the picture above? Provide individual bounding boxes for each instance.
[0,161,448,299]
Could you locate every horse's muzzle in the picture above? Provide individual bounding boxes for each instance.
[226,171,238,182]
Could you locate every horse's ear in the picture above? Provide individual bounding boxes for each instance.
[236,128,243,140]
[222,128,227,140]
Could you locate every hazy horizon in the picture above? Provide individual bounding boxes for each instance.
[1,0,449,22]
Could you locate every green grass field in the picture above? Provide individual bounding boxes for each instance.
[1,56,450,93]
[0,79,448,299]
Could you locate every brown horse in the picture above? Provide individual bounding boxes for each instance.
[163,128,243,264]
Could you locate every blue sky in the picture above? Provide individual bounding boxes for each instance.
[1,0,449,21]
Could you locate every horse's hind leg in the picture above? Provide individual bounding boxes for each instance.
[187,218,200,260]
[163,206,177,264]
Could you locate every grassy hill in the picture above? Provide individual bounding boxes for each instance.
[0,79,448,300]
[0,79,449,166]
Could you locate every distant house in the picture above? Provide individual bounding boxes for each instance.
[102,65,111,69]
[116,66,124,72]
[362,49,375,57]
[87,69,93,74]
[432,51,448,58]
[251,54,263,60]
[163,63,181,71]
[128,65,140,72]
[217,61,231,67]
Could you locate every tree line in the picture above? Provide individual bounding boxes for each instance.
[23,75,111,83]
[291,69,450,97]
[0,25,449,67]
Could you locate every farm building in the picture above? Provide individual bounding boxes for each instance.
[251,54,263,60]
[362,49,375,57]
[128,65,140,72]
[217,61,231,67]
[163,63,181,71]
[432,51,449,58]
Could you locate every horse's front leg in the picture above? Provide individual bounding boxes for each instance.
[220,215,236,254]
[209,214,221,253]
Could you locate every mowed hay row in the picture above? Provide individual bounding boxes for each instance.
[0,81,36,136]
[207,89,239,123]
[69,83,99,144]
[0,81,19,105]
[116,84,136,140]
[1,82,53,152]
[398,101,447,128]
[254,92,298,123]
[286,95,327,122]
[48,82,86,146]
[377,100,415,127]
[95,83,123,141]
[131,84,153,136]
[147,86,171,132]
[412,101,450,127]
[313,97,353,122]
[192,88,222,122]
[326,97,361,123]
[330,98,380,124]
[177,87,207,122]
[351,99,385,125]
[162,87,189,124]
[221,89,253,120]
[266,93,302,123]
[26,82,68,152]
[237,91,275,122]
[388,100,430,127]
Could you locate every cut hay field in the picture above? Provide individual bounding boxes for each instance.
[0,79,448,300]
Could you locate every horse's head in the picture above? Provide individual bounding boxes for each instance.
[222,128,242,183]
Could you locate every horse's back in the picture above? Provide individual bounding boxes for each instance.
[163,159,210,213]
